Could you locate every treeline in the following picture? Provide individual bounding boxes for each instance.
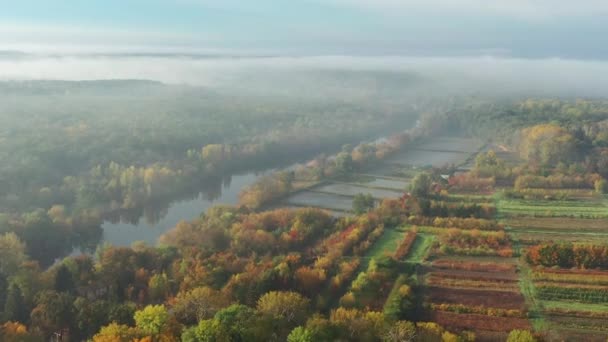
[239,132,412,209]
[438,229,513,258]
[419,200,496,219]
[527,243,608,269]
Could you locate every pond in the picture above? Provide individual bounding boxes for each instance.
[286,191,354,212]
[313,183,402,199]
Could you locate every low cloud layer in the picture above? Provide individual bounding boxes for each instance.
[1,54,608,97]
[322,0,608,19]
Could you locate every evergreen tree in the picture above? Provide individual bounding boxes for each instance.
[54,264,75,293]
[4,283,28,323]
[0,273,7,318]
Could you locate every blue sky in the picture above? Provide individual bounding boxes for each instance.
[2,0,608,58]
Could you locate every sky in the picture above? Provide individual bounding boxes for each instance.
[1,0,608,58]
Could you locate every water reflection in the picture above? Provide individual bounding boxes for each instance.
[100,173,259,247]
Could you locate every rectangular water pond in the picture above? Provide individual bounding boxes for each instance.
[314,183,402,199]
[386,149,471,167]
[286,191,354,212]
[415,137,482,153]
[362,178,410,191]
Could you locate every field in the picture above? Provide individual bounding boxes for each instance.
[282,136,608,341]
[286,191,354,211]
[356,177,410,191]
[313,183,402,199]
[498,198,608,219]
[386,150,470,167]
[499,189,608,340]
[364,229,406,261]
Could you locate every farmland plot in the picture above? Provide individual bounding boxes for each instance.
[498,199,608,219]
[386,149,471,167]
[415,137,483,153]
[286,191,354,211]
[359,177,410,191]
[313,183,402,199]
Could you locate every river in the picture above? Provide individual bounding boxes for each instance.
[96,135,482,250]
[100,172,261,247]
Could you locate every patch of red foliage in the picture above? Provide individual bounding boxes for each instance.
[393,230,417,260]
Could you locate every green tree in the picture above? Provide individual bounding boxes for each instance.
[0,233,27,276]
[148,273,169,302]
[287,326,314,342]
[213,304,256,342]
[181,319,222,342]
[352,193,375,214]
[134,305,169,336]
[73,298,111,340]
[409,173,432,198]
[335,152,354,175]
[506,329,537,342]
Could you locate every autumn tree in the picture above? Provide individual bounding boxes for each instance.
[172,286,231,325]
[383,320,416,342]
[507,329,537,342]
[134,305,170,336]
[594,179,608,194]
[519,124,576,165]
[92,322,140,342]
[0,321,41,342]
[29,290,75,337]
[256,291,310,326]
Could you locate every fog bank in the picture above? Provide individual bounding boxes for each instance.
[1,54,608,97]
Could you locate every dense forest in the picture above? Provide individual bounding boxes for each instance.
[0,73,432,264]
[1,91,607,340]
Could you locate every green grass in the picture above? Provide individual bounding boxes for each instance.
[517,249,550,332]
[366,229,406,258]
[405,233,434,263]
[542,300,608,313]
[498,199,608,218]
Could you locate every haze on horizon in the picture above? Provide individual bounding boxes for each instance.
[2,1,608,98]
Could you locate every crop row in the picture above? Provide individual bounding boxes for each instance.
[533,270,608,286]
[431,311,531,332]
[536,285,608,303]
[431,259,516,273]
[431,303,524,318]
[393,230,417,260]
